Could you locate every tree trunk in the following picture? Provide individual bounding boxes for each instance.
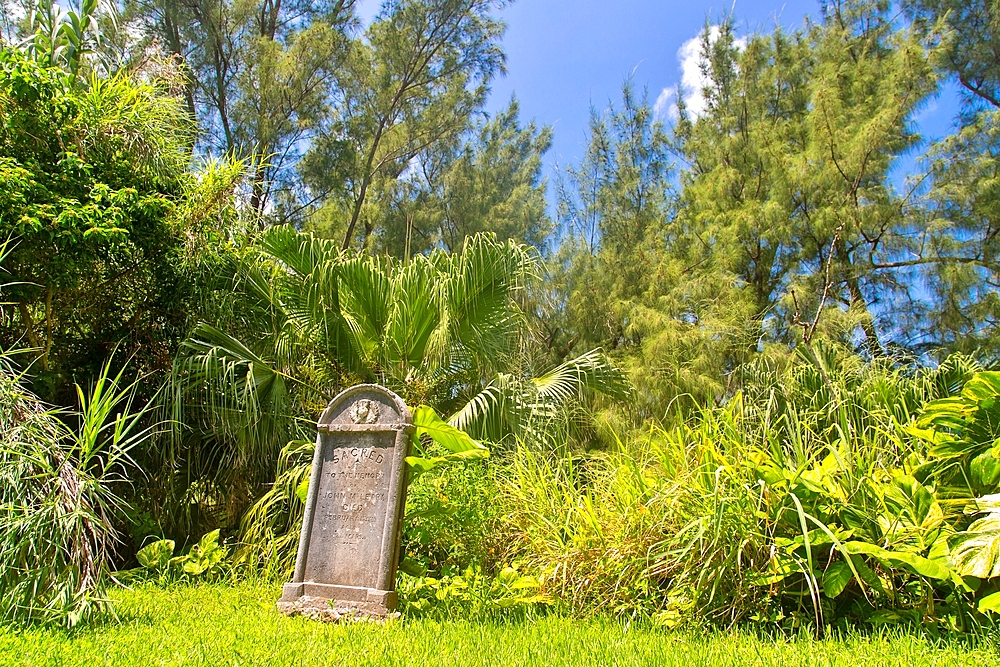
[837,244,884,357]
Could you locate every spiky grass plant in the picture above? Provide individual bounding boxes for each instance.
[0,356,154,627]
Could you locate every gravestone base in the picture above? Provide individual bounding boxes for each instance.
[276,595,396,622]
[278,582,397,620]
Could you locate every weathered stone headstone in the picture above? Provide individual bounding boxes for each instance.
[278,384,413,619]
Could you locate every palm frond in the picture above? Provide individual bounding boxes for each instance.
[450,349,632,447]
[168,323,295,468]
[446,235,535,374]
[532,348,633,404]
[259,225,341,278]
[386,257,445,374]
[449,374,522,442]
[337,254,391,369]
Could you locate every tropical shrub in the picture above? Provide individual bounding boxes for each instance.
[134,529,228,584]
[401,457,505,578]
[908,372,1000,612]
[0,356,153,627]
[0,46,195,404]
[163,229,533,533]
[498,346,1000,633]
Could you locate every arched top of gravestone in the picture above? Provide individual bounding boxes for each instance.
[318,384,412,430]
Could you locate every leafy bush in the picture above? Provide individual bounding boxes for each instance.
[170,227,627,542]
[398,565,549,620]
[401,458,505,578]
[134,529,228,583]
[497,347,1000,633]
[0,47,195,405]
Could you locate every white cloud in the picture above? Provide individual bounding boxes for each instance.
[653,87,679,124]
[654,26,747,123]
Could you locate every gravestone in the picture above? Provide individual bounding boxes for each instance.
[278,384,413,619]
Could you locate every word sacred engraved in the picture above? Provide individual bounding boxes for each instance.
[330,447,385,465]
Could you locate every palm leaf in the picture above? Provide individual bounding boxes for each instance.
[169,323,294,466]
[259,225,340,278]
[532,348,633,404]
[385,257,445,372]
[337,254,391,369]
[450,349,632,446]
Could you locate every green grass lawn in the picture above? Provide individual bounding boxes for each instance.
[1,582,997,667]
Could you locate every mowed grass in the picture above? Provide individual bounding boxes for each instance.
[1,582,998,667]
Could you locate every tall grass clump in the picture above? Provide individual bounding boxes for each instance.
[498,441,690,620]
[0,356,153,627]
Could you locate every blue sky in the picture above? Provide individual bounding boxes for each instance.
[479,0,818,167]
[357,0,963,198]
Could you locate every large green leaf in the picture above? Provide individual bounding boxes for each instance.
[136,539,174,570]
[978,591,1000,614]
[406,405,489,474]
[841,541,951,580]
[822,561,853,599]
[950,505,1000,579]
[971,448,1000,489]
[180,529,226,576]
[405,448,490,474]
[884,475,941,531]
[412,405,488,456]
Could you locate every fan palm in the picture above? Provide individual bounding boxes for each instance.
[170,227,534,453]
[449,347,633,448]
[168,228,632,535]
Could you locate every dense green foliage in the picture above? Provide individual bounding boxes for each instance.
[0,48,194,402]
[4,0,1000,646]
[0,355,153,627]
[493,348,1000,631]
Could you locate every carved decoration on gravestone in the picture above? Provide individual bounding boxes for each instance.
[278,384,413,619]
